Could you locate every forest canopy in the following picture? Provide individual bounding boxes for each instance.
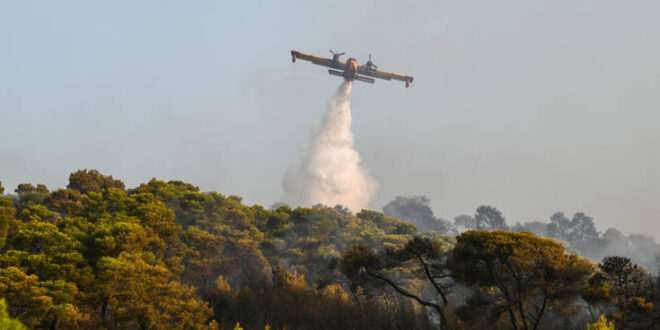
[0,170,659,329]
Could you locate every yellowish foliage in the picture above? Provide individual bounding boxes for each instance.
[585,314,615,330]
[216,275,232,293]
[320,283,349,302]
[0,298,27,330]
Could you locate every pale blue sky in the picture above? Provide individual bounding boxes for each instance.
[1,1,659,237]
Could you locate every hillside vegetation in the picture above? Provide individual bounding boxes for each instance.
[0,170,659,329]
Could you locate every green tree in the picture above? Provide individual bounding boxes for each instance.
[14,183,50,210]
[0,195,14,249]
[0,266,84,328]
[96,252,211,330]
[0,298,27,330]
[449,231,593,330]
[68,169,125,194]
[44,188,84,216]
[474,205,508,230]
[596,256,653,328]
[341,237,456,329]
[181,226,226,295]
[0,171,436,329]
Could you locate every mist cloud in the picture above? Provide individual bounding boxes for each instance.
[283,82,376,211]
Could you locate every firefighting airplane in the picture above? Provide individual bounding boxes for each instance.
[290,50,414,88]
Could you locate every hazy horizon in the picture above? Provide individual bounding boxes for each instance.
[1,1,658,238]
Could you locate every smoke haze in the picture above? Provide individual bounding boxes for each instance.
[283,82,376,211]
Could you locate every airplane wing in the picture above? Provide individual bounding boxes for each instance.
[358,67,414,87]
[291,50,344,70]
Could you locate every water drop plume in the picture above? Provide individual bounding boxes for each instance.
[283,81,377,211]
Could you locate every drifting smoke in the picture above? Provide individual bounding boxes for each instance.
[283,82,376,211]
[381,194,660,271]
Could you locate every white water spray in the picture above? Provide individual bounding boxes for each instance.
[283,82,377,211]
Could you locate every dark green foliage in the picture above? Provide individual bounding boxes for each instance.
[6,170,660,329]
[449,231,593,330]
[0,170,424,329]
[341,236,457,329]
[591,256,655,328]
[0,195,13,249]
[67,169,125,194]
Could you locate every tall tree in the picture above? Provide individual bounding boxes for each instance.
[341,236,456,329]
[96,252,212,329]
[0,193,14,249]
[67,169,125,194]
[474,205,507,230]
[597,256,654,328]
[449,231,592,330]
